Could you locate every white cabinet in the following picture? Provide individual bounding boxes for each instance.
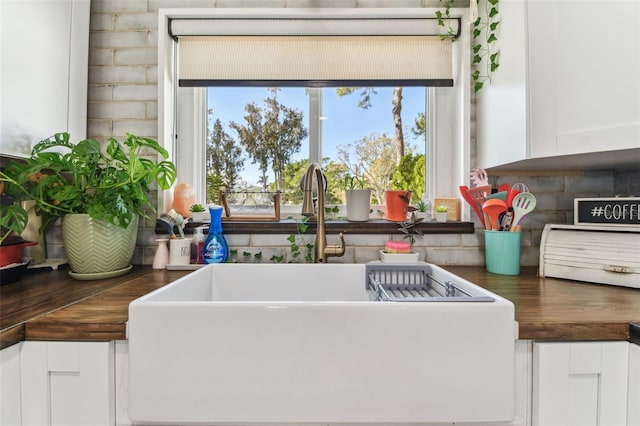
[0,344,21,426]
[20,341,114,426]
[477,0,640,170]
[629,343,640,426]
[528,0,640,158]
[0,0,90,157]
[476,0,530,168]
[115,341,131,426]
[533,341,629,426]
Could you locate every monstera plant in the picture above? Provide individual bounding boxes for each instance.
[0,132,176,278]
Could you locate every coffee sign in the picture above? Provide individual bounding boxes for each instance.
[574,197,640,226]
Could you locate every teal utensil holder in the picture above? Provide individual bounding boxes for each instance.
[484,230,521,275]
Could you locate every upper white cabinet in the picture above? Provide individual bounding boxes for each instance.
[477,0,640,170]
[0,0,90,158]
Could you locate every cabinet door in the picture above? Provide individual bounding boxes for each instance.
[528,0,640,157]
[630,344,640,426]
[533,341,629,426]
[476,0,529,169]
[20,341,114,426]
[0,344,21,426]
[114,341,131,426]
[0,0,89,157]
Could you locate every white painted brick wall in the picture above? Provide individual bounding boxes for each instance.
[113,85,157,101]
[112,120,158,138]
[83,0,619,268]
[91,31,150,48]
[114,48,157,66]
[89,102,146,119]
[90,66,147,84]
[89,49,114,66]
[114,13,159,31]
[92,1,148,13]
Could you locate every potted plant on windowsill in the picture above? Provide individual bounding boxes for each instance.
[189,203,207,223]
[0,132,176,279]
[342,174,371,222]
[414,199,431,221]
[379,213,424,263]
[435,204,449,223]
[384,190,412,222]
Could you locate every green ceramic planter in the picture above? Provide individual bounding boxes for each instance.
[62,214,138,277]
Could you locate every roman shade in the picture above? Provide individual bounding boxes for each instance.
[170,14,456,87]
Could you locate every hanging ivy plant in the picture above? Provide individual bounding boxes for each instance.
[437,0,501,92]
[471,0,501,92]
[435,0,457,41]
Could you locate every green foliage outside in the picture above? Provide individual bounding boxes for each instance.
[207,117,244,200]
[390,153,425,204]
[229,88,308,191]
[206,87,428,207]
[278,159,347,205]
[205,172,224,204]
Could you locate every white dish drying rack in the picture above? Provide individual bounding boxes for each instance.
[366,264,495,302]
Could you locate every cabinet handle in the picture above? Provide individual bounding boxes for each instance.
[603,265,634,274]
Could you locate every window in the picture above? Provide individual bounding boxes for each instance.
[159,8,471,220]
[205,86,429,209]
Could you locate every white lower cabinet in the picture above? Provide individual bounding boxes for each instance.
[20,341,114,426]
[629,344,640,426]
[3,339,637,426]
[1,344,22,426]
[532,341,629,426]
[114,341,131,426]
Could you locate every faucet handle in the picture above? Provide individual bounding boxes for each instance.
[325,232,346,258]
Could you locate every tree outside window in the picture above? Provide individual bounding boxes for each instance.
[205,86,428,208]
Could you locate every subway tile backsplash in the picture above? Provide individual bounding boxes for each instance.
[130,170,628,266]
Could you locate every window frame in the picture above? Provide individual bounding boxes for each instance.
[158,7,471,221]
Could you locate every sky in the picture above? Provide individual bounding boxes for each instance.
[207,86,427,187]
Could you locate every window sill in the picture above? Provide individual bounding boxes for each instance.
[170,220,475,235]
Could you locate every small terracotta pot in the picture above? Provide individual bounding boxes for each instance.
[384,190,412,222]
[0,241,37,267]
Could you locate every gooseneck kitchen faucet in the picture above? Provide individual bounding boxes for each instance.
[301,162,345,263]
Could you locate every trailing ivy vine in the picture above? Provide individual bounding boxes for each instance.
[437,0,501,92]
[435,0,457,41]
[471,0,500,92]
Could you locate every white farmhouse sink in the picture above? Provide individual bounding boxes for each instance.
[128,263,515,424]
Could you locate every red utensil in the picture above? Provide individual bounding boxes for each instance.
[467,185,492,205]
[482,199,507,231]
[459,185,486,229]
[467,185,492,229]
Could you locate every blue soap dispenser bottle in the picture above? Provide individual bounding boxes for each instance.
[202,204,229,264]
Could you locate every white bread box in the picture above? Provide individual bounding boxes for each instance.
[539,224,640,289]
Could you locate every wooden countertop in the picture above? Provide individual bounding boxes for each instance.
[446,266,640,341]
[0,266,189,349]
[1,265,639,349]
